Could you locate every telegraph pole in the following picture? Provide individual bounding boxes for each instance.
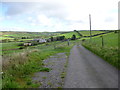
[89,14,92,41]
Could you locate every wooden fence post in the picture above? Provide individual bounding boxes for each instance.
[101,36,104,47]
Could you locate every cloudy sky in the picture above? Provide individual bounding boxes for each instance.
[0,0,119,32]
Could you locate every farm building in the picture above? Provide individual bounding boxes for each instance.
[33,38,47,43]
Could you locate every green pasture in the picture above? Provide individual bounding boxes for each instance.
[18,39,33,41]
[0,37,14,40]
[1,31,61,40]
[54,32,81,39]
[54,30,106,39]
[2,42,23,50]
[79,30,105,36]
[88,32,118,47]
[82,32,119,69]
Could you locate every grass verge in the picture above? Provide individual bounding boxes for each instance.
[82,42,119,69]
[2,41,74,88]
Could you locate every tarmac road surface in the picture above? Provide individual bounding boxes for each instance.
[64,45,118,88]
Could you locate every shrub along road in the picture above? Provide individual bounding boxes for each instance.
[64,45,118,88]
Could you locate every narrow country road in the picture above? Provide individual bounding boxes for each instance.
[64,45,118,88]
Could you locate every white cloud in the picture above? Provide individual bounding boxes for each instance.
[1,0,119,32]
[0,17,4,21]
[37,15,51,26]
[27,16,33,21]
[30,23,36,26]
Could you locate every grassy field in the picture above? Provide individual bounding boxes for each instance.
[0,37,14,40]
[89,32,118,47]
[79,30,105,36]
[57,31,81,39]
[82,32,119,69]
[0,31,61,55]
[54,31,80,39]
[1,31,61,40]
[54,30,107,39]
[2,42,23,50]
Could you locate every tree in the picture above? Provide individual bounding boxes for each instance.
[60,36,65,40]
[71,34,76,40]
[114,30,118,33]
[51,36,54,41]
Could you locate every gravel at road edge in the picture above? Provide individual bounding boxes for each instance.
[32,53,68,88]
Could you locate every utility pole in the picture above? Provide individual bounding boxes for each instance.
[89,14,92,41]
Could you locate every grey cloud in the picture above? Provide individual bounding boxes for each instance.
[3,1,84,27]
[3,2,67,18]
[3,2,68,23]
[3,2,36,15]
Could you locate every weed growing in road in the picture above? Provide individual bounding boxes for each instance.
[61,72,66,78]
[39,67,51,72]
[47,82,53,87]
[42,77,47,79]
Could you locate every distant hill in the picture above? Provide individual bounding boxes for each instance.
[0,31,61,40]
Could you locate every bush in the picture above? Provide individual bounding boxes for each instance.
[71,34,76,40]
[2,39,9,43]
[114,30,118,33]
[82,39,85,41]
[51,36,54,41]
[19,46,25,49]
